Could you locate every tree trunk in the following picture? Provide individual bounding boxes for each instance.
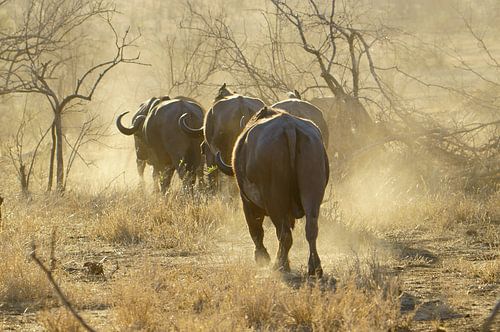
[54,110,64,192]
[47,122,56,192]
[19,164,29,198]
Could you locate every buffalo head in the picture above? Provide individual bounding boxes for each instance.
[116,98,160,161]
[116,112,145,136]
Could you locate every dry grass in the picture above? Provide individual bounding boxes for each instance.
[0,183,497,331]
[0,203,56,310]
[0,240,53,309]
[38,308,85,332]
[91,190,234,252]
[447,257,500,284]
[110,259,404,332]
[111,271,164,331]
[332,189,500,239]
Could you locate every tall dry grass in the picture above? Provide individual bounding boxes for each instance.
[0,196,61,310]
[90,188,240,252]
[0,239,53,310]
[109,259,404,331]
[38,308,85,332]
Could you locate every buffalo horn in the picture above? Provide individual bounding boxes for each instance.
[116,112,144,136]
[215,151,234,176]
[178,113,204,137]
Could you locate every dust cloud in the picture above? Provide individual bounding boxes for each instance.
[1,0,498,216]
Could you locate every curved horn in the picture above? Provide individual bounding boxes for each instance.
[178,113,204,137]
[149,98,161,112]
[215,151,234,176]
[240,116,246,128]
[116,112,144,136]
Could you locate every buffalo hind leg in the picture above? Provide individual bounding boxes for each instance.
[176,159,197,195]
[137,159,146,179]
[152,167,160,193]
[202,142,218,194]
[195,165,205,192]
[137,159,146,190]
[180,171,196,195]
[242,200,270,266]
[207,168,219,194]
[305,213,323,278]
[159,167,175,195]
[273,216,293,273]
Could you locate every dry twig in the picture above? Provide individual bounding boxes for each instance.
[30,240,96,332]
[481,300,500,332]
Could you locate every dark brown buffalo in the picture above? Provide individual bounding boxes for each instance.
[309,95,381,161]
[271,92,329,148]
[117,97,160,180]
[216,107,329,277]
[117,97,204,193]
[179,84,265,184]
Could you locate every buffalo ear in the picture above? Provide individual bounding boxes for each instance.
[294,89,302,100]
[220,83,226,91]
[133,115,146,127]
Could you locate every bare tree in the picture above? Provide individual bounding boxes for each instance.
[155,32,220,100]
[373,13,500,189]
[182,2,307,105]
[183,0,499,190]
[183,0,385,161]
[5,100,51,197]
[0,0,144,192]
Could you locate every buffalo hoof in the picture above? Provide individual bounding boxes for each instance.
[273,260,291,273]
[255,249,271,266]
[308,266,323,279]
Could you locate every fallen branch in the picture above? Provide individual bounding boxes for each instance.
[482,300,500,332]
[30,242,96,332]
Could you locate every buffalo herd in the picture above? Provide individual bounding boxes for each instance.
[116,84,329,277]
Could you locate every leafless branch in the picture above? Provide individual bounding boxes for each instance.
[481,300,500,332]
[0,0,146,192]
[30,241,96,332]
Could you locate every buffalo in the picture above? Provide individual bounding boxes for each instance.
[117,97,159,182]
[309,95,381,161]
[216,107,329,277]
[116,97,204,193]
[271,91,329,148]
[179,83,265,186]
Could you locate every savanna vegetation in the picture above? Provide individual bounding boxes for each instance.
[0,0,498,331]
